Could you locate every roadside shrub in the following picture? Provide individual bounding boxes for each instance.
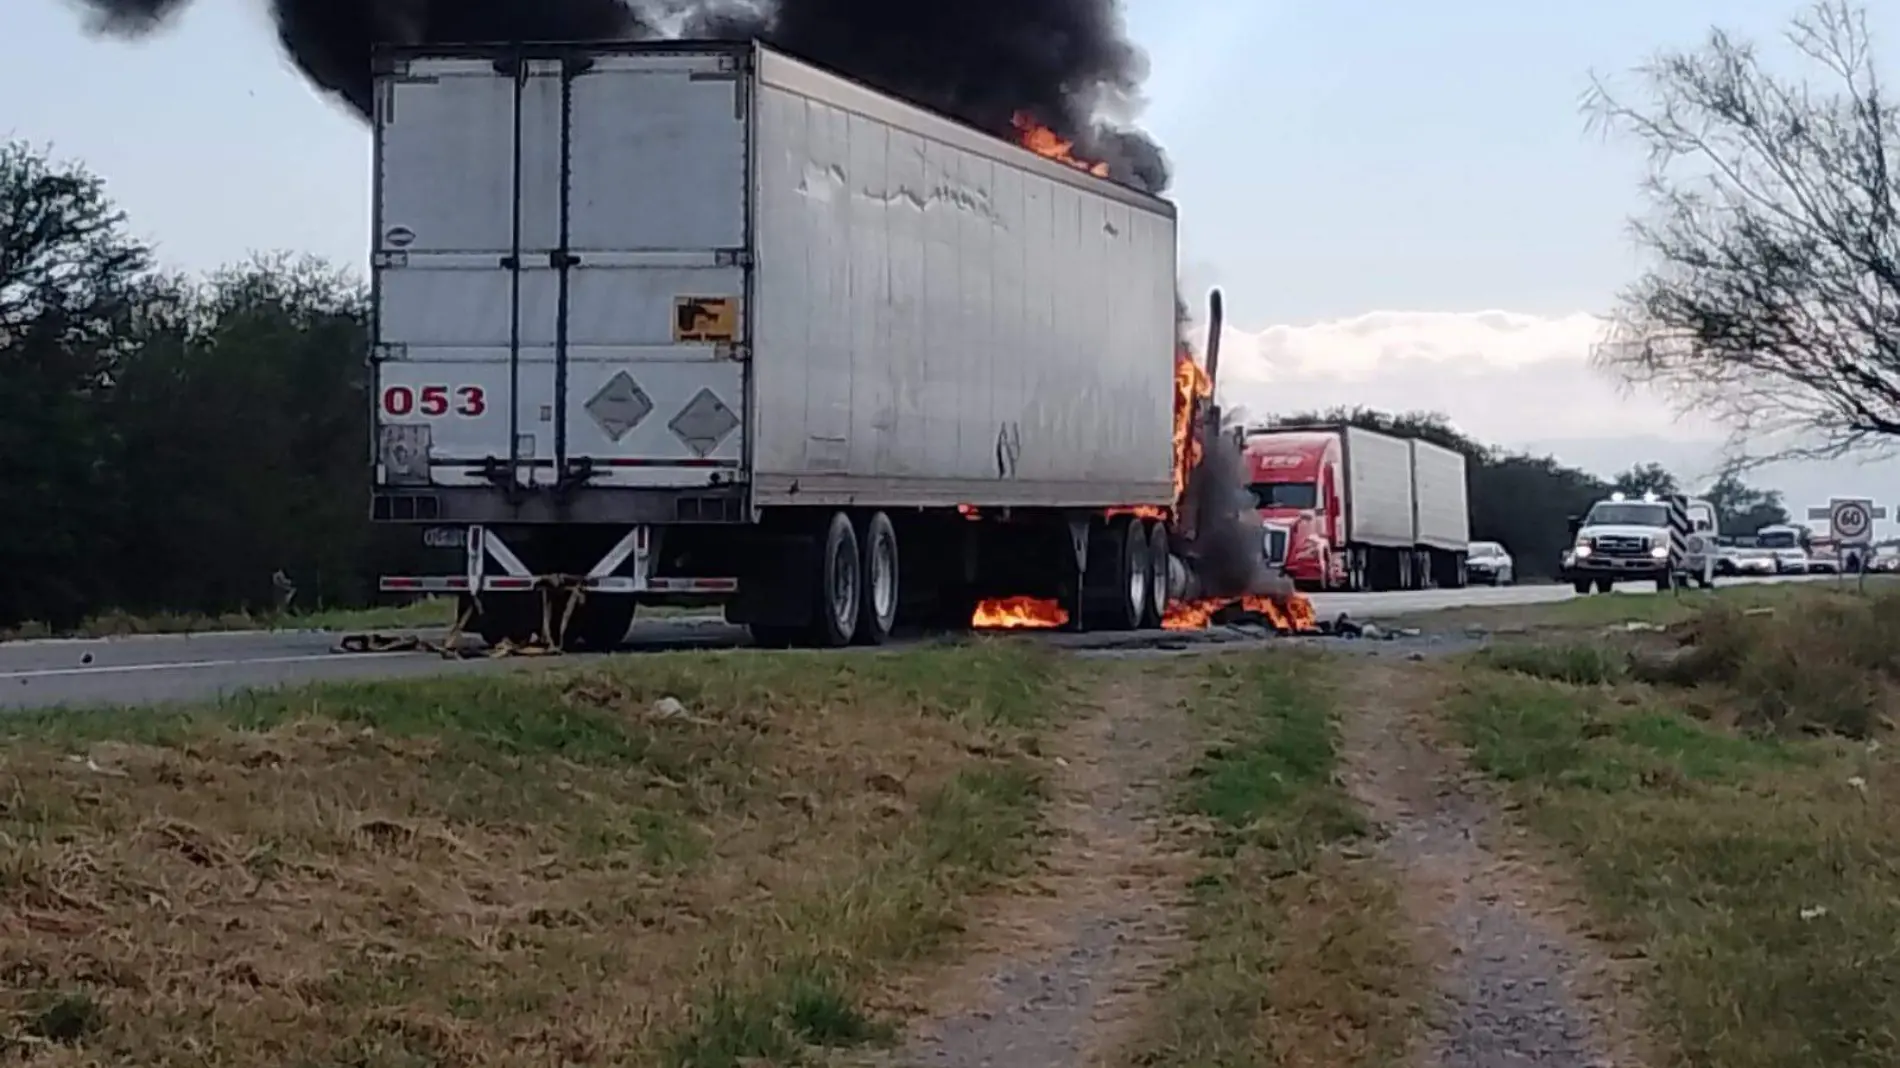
[1658,593,1900,738]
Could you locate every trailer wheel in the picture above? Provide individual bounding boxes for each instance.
[748,624,799,648]
[462,592,541,648]
[1081,516,1146,631]
[1143,521,1170,628]
[853,511,900,645]
[807,511,862,648]
[1105,517,1149,631]
[568,597,636,651]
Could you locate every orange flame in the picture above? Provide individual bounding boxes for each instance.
[971,596,1069,629]
[1106,505,1169,521]
[1162,593,1317,632]
[1172,345,1212,504]
[972,591,1315,632]
[1011,112,1111,177]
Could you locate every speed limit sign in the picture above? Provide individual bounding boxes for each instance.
[1830,499,1878,545]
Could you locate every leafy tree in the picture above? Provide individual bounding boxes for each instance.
[0,141,381,631]
[1585,1,1900,462]
[1700,471,1790,535]
[0,141,149,628]
[107,257,373,617]
[1610,462,1680,499]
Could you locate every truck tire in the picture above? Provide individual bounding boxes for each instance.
[1083,515,1147,631]
[853,511,900,645]
[748,624,799,648]
[1594,579,1613,594]
[807,511,862,648]
[568,597,636,651]
[1655,575,1672,593]
[1572,580,1590,595]
[461,592,541,648]
[1143,521,1170,628]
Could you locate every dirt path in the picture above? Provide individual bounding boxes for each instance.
[873,671,1197,1068]
[1337,659,1649,1068]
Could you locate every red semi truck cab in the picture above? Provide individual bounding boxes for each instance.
[1243,431,1348,589]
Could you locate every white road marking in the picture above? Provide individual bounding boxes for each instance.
[0,651,408,681]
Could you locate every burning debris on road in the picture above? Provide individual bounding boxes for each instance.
[972,592,1316,634]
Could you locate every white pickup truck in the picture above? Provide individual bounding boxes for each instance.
[1562,492,1717,593]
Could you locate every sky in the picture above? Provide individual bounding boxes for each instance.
[4,0,1897,524]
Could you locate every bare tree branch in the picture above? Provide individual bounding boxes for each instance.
[1583,1,1900,467]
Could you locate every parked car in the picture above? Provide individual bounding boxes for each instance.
[1731,547,1777,575]
[1772,548,1810,574]
[1809,552,1840,574]
[1466,540,1514,585]
[1872,546,1900,573]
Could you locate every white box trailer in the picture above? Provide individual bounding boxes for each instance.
[1408,438,1471,586]
[1340,426,1415,549]
[370,40,1180,648]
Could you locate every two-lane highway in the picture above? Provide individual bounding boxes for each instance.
[0,576,1828,710]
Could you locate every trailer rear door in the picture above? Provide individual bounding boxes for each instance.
[372,47,751,493]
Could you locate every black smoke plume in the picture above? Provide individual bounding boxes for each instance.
[64,0,1167,192]
[69,1,653,117]
[678,0,1167,191]
[1186,426,1295,603]
[1169,289,1295,608]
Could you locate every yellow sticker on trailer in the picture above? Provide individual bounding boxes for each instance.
[673,296,737,342]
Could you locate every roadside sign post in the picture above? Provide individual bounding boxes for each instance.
[1807,498,1887,592]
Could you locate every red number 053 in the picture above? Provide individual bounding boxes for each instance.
[382,385,486,417]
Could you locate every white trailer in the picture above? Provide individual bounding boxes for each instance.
[1341,426,1415,549]
[1408,439,1471,587]
[370,40,1180,648]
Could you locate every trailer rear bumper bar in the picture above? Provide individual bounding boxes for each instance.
[378,524,736,596]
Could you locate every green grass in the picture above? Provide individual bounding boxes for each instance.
[1454,670,1797,792]
[663,763,1041,1067]
[1471,585,1900,738]
[1125,654,1420,1068]
[1402,577,1900,632]
[1448,660,1900,1068]
[1,642,1057,749]
[0,641,1061,1066]
[1475,641,1627,686]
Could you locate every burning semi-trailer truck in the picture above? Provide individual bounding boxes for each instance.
[371,39,1205,649]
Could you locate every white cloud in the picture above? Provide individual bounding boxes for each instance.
[1190,309,1722,444]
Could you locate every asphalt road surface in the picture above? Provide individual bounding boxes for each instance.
[0,574,1831,711]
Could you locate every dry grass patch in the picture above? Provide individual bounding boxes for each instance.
[0,642,1062,1066]
[1450,638,1900,1068]
[1122,653,1423,1068]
